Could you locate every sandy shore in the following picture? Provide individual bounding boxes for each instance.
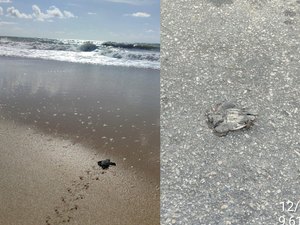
[0,57,160,225]
[0,119,159,225]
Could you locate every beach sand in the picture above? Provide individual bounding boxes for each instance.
[0,57,160,225]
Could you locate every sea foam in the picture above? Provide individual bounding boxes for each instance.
[0,36,160,70]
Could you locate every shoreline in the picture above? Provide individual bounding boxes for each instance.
[0,54,160,71]
[0,55,161,70]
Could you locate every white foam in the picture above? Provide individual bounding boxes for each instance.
[0,46,160,69]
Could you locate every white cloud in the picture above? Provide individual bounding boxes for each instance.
[127,12,151,17]
[45,6,76,19]
[146,29,154,33]
[0,7,3,15]
[46,6,64,18]
[63,10,75,18]
[7,6,32,19]
[32,5,50,21]
[88,12,96,15]
[0,0,12,3]
[6,5,76,21]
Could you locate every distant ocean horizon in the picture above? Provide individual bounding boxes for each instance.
[0,36,160,70]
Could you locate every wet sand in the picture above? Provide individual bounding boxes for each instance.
[0,57,160,225]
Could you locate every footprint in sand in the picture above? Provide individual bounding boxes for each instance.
[45,165,107,224]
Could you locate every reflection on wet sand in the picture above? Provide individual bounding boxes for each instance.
[0,57,160,181]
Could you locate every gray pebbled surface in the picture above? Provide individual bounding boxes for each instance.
[161,0,300,224]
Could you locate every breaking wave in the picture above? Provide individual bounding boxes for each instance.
[102,41,160,51]
[0,36,160,69]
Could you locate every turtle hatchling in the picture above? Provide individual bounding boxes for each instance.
[205,102,257,136]
[97,159,116,169]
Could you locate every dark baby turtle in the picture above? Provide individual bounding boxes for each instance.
[97,159,116,169]
[206,102,257,136]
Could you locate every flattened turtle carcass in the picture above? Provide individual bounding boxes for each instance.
[206,102,257,136]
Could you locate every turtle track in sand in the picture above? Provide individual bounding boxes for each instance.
[45,165,109,225]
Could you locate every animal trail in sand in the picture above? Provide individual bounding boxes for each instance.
[45,166,106,225]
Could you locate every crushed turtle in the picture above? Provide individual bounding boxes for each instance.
[97,159,116,169]
[205,102,257,136]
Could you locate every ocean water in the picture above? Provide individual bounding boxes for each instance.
[0,36,160,69]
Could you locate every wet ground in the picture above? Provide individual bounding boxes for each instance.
[0,57,160,181]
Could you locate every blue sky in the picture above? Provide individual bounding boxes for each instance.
[0,0,160,43]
